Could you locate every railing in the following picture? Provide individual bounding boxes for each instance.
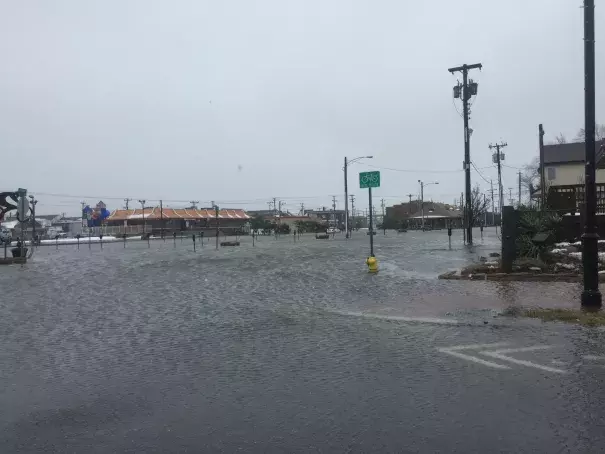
[547,184,605,214]
[84,225,152,236]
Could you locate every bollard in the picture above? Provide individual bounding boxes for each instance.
[123,233,127,248]
[201,231,204,247]
[147,234,150,248]
[173,231,177,247]
[181,232,183,243]
[89,232,91,250]
[501,206,517,273]
[252,231,255,247]
[480,224,484,240]
[56,237,59,250]
[99,233,103,249]
[192,234,196,252]
[448,227,452,250]
[76,234,80,250]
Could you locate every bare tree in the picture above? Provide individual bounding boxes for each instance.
[521,156,540,194]
[554,133,567,144]
[471,184,491,225]
[575,124,605,142]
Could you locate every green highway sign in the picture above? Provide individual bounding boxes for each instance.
[359,171,380,189]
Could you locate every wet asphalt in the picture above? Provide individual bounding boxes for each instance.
[1,228,604,453]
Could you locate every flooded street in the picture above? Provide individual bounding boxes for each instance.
[2,228,605,452]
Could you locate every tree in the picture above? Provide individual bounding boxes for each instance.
[471,184,490,226]
[553,133,567,144]
[575,124,605,142]
[250,215,272,232]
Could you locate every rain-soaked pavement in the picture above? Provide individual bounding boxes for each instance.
[1,228,605,453]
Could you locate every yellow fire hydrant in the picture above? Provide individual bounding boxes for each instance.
[366,255,379,273]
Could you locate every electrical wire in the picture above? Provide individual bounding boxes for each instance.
[352,161,493,174]
[470,161,492,184]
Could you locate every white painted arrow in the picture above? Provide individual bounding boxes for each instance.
[480,345,567,374]
[437,342,512,370]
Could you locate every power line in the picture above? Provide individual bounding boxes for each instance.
[351,161,492,174]
[470,161,492,184]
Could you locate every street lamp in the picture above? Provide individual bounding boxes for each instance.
[344,155,373,238]
[138,199,146,236]
[418,180,439,231]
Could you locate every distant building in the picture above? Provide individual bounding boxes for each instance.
[105,206,250,236]
[304,208,345,227]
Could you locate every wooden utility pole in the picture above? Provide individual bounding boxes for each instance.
[518,171,522,206]
[449,62,483,244]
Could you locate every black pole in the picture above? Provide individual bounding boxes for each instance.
[539,124,545,209]
[160,199,164,241]
[368,187,374,256]
[215,207,219,250]
[344,157,349,238]
[581,0,602,308]
[193,234,196,252]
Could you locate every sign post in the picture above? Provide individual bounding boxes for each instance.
[359,171,380,272]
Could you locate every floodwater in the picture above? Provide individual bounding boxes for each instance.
[1,228,603,452]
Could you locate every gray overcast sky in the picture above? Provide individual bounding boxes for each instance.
[1,0,603,214]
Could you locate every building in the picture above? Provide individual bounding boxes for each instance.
[304,208,345,228]
[104,207,250,236]
[405,203,463,229]
[543,141,605,187]
[385,200,422,223]
[541,140,605,211]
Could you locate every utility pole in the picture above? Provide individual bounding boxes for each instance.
[518,171,522,207]
[406,194,414,214]
[189,201,199,209]
[381,198,386,234]
[460,191,465,243]
[273,197,277,217]
[300,203,305,215]
[80,200,86,229]
[278,200,285,233]
[449,62,482,244]
[160,200,164,239]
[29,196,37,244]
[539,124,546,209]
[124,198,131,210]
[490,180,495,226]
[508,187,514,205]
[582,0,601,308]
[344,157,349,238]
[483,194,487,226]
[138,199,146,236]
[349,194,355,234]
[489,141,508,218]
[332,196,337,232]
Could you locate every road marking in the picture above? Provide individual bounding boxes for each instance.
[480,346,567,374]
[336,311,462,325]
[437,343,512,370]
[583,355,605,361]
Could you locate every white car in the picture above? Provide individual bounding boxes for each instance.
[326,227,339,234]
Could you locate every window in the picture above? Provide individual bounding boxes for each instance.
[547,167,556,181]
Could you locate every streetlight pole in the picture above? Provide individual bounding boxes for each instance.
[581,0,602,308]
[344,155,373,238]
[418,180,438,231]
[138,199,146,236]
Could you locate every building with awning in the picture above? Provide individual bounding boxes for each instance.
[103,207,250,235]
[406,203,462,229]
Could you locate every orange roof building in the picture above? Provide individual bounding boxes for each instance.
[107,207,250,222]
